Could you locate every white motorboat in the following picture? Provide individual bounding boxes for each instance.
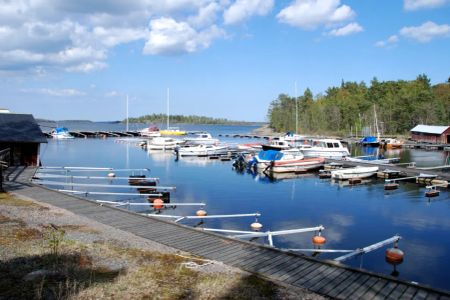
[345,156,400,165]
[147,137,180,150]
[50,127,74,139]
[330,166,379,180]
[139,125,161,137]
[262,137,291,151]
[176,144,229,157]
[254,148,325,173]
[183,132,219,145]
[300,139,350,159]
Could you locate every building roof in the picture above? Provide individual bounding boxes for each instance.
[410,124,450,135]
[0,113,47,143]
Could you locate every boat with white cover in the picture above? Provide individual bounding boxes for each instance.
[300,139,350,159]
[262,137,291,151]
[147,137,180,150]
[183,132,219,145]
[51,127,74,139]
[331,166,379,180]
[175,144,229,157]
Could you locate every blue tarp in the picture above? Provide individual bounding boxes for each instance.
[360,136,378,143]
[257,150,284,161]
[55,127,69,133]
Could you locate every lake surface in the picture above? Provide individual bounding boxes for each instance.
[39,123,450,291]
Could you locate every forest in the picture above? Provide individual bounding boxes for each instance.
[126,114,254,125]
[267,75,450,136]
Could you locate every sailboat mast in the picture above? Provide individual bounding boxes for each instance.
[126,95,129,132]
[295,81,298,134]
[374,105,380,139]
[166,88,170,129]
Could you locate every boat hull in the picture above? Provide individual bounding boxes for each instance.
[258,157,325,173]
[331,167,379,180]
[302,149,349,159]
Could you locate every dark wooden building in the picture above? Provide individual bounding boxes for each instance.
[0,113,47,166]
[410,125,450,144]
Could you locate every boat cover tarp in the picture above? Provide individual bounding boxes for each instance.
[55,127,69,133]
[360,136,378,143]
[258,150,284,161]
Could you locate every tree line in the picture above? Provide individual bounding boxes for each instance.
[267,75,450,136]
[126,114,254,125]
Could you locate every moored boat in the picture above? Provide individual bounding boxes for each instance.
[331,166,379,180]
[147,137,180,150]
[301,139,350,159]
[51,127,74,139]
[175,144,229,157]
[261,136,291,151]
[183,132,218,145]
[139,125,161,137]
[160,127,186,136]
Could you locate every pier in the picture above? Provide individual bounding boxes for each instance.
[3,166,450,299]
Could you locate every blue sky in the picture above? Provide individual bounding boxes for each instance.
[0,0,449,122]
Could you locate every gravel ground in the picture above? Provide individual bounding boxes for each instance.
[2,191,326,299]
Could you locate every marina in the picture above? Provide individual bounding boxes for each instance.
[12,123,447,293]
[4,165,450,299]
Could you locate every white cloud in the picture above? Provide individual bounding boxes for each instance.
[223,0,274,25]
[375,35,399,48]
[404,0,449,10]
[105,90,120,97]
[93,26,148,47]
[188,2,221,27]
[21,88,86,97]
[400,21,450,42]
[143,17,225,55]
[327,22,363,36]
[277,0,355,30]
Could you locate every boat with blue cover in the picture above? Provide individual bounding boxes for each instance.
[253,149,325,173]
[50,127,74,139]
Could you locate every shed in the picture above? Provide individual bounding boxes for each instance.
[0,113,47,166]
[410,125,450,144]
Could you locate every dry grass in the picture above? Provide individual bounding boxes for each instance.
[0,192,46,209]
[0,193,291,300]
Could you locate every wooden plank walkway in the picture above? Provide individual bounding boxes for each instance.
[4,166,450,300]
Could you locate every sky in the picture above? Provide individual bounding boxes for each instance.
[0,0,449,122]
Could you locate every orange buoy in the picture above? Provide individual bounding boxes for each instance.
[385,247,404,264]
[250,221,263,231]
[196,209,207,217]
[384,183,399,190]
[153,198,164,210]
[425,189,440,197]
[312,235,326,245]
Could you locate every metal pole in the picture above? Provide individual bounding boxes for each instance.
[295,81,298,134]
[126,95,129,132]
[57,189,163,197]
[334,235,401,262]
[32,180,176,190]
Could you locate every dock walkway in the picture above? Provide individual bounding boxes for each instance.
[4,166,450,300]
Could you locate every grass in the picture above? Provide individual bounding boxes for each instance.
[0,192,295,300]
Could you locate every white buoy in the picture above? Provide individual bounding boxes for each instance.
[250,221,263,231]
[107,172,116,178]
[196,209,207,217]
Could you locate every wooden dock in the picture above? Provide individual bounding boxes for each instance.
[3,166,450,299]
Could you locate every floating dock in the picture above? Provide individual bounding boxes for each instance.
[3,166,450,299]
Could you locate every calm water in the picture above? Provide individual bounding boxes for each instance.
[39,123,450,291]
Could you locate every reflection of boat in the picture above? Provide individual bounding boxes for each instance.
[51,127,74,139]
[139,125,161,137]
[183,132,218,145]
[147,137,180,150]
[331,178,372,187]
[301,139,350,159]
[176,144,228,157]
[331,166,379,180]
